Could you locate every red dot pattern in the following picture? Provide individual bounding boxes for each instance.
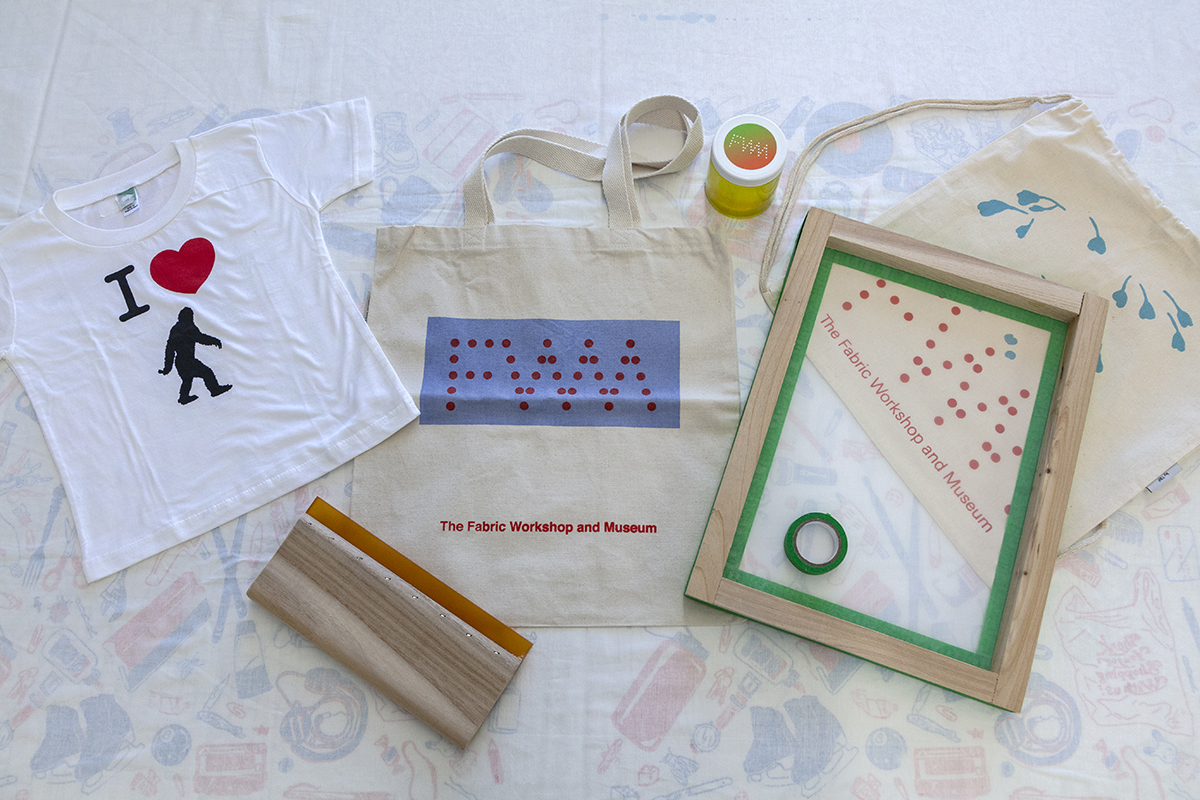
[441,333,658,414]
[836,272,1041,475]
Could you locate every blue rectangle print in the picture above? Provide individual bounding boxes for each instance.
[422,317,680,428]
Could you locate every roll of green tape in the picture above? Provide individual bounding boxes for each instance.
[784,512,848,575]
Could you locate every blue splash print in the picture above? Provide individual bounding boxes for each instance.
[1169,313,1186,352]
[977,190,1105,254]
[978,199,1026,217]
[1015,190,1065,212]
[1138,284,1156,320]
[1164,290,1193,327]
[1096,346,1103,373]
[1087,217,1106,254]
[1113,276,1131,308]
[1114,279,1190,358]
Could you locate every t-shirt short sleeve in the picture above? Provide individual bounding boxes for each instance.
[253,98,374,210]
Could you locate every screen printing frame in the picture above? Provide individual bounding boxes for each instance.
[685,208,1107,712]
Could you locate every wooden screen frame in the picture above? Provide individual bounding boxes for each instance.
[686,208,1107,712]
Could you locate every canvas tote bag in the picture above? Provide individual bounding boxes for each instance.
[759,95,1200,556]
[352,96,740,626]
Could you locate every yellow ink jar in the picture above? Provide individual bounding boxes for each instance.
[705,115,787,218]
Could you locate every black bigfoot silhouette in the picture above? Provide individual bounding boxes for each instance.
[159,307,232,405]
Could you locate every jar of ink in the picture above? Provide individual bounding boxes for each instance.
[704,115,787,218]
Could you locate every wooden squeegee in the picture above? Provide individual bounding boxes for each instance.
[247,497,531,748]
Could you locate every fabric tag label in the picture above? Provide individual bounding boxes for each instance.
[116,186,140,216]
[1146,463,1181,493]
[421,317,680,428]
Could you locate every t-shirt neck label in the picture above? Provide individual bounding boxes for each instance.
[116,186,140,217]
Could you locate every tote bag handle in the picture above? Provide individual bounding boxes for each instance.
[462,95,704,230]
[758,94,1072,311]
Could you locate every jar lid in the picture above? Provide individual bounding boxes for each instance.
[710,115,787,187]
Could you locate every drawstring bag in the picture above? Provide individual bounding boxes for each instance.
[352,96,740,626]
[760,95,1200,555]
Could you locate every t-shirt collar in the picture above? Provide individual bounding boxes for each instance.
[44,137,197,247]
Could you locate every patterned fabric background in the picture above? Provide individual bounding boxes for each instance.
[1,3,1198,797]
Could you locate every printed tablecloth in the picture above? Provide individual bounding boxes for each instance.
[1,2,1198,797]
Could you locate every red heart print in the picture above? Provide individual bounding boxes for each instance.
[150,237,215,294]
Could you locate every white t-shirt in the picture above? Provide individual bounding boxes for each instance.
[0,98,418,581]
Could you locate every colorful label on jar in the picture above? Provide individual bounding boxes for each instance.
[724,123,776,171]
